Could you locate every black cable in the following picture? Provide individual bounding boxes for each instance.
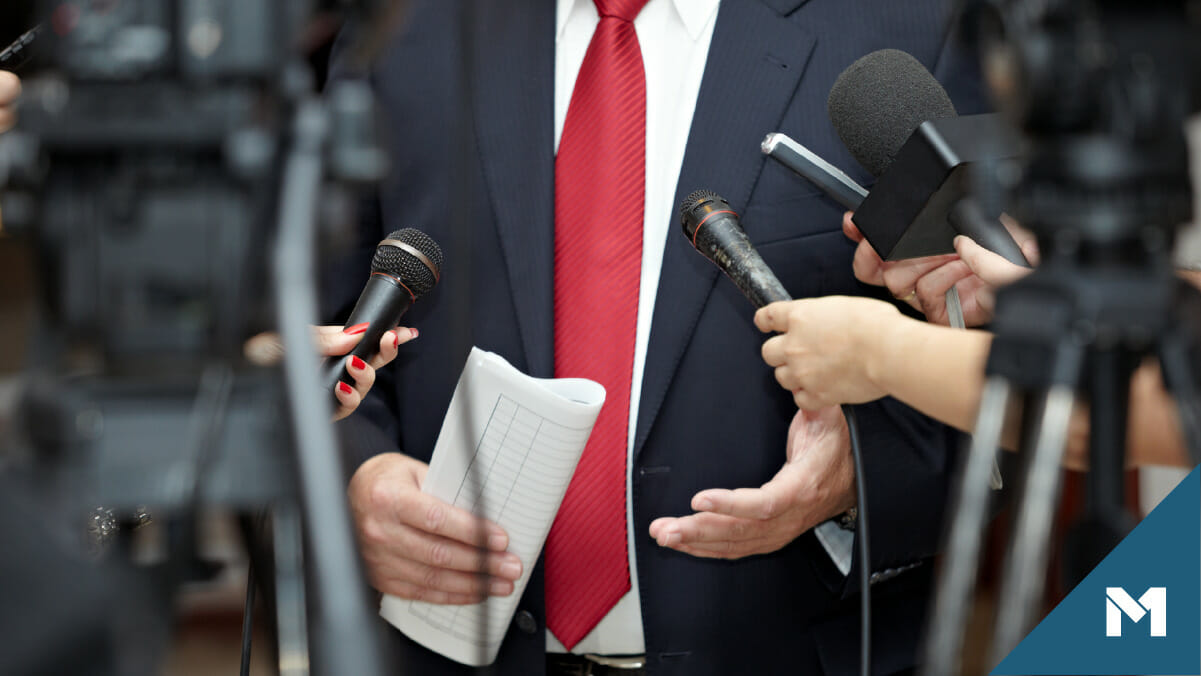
[240,561,256,676]
[840,404,871,676]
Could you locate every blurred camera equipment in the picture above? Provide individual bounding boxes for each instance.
[0,1,401,674]
[923,2,1201,674]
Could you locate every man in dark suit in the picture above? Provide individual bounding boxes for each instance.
[325,1,986,673]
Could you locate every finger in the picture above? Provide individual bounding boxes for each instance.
[773,364,801,393]
[361,518,523,579]
[1020,238,1041,267]
[999,213,1037,254]
[313,324,366,357]
[0,108,14,134]
[243,332,285,366]
[0,72,20,106]
[842,212,863,242]
[754,303,789,334]
[960,276,997,322]
[913,259,974,322]
[880,254,959,303]
[851,239,887,287]
[760,335,788,368]
[370,579,490,605]
[664,538,779,559]
[372,327,418,369]
[393,491,510,551]
[692,482,796,521]
[346,355,377,397]
[334,379,362,419]
[953,235,1031,286]
[364,552,517,598]
[652,511,765,547]
[369,332,397,370]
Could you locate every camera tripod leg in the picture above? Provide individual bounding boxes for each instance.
[921,377,1012,676]
[273,504,310,676]
[1157,334,1201,467]
[273,97,388,675]
[989,384,1076,664]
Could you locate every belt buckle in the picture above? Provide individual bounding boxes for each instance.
[583,654,646,671]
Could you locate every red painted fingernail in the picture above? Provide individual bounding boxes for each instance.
[343,322,369,336]
[338,382,354,395]
[410,328,419,339]
[350,356,367,370]
[392,332,400,348]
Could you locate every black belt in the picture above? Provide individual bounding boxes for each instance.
[546,653,647,676]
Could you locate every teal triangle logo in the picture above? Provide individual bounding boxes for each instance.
[992,466,1200,675]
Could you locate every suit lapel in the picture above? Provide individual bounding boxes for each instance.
[469,0,557,377]
[633,0,816,458]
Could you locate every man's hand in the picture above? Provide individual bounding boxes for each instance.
[244,324,417,421]
[845,212,1038,326]
[755,297,901,410]
[348,453,524,604]
[0,72,20,133]
[647,407,856,559]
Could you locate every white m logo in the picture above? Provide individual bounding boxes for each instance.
[1106,587,1167,637]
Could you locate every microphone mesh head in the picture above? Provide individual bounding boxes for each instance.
[371,228,444,297]
[679,189,731,240]
[680,189,725,218]
[827,49,957,177]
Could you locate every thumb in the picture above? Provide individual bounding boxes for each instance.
[313,325,364,357]
[954,235,1029,287]
[842,212,863,242]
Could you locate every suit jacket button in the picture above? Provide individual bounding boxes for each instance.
[515,610,538,635]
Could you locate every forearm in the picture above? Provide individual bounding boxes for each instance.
[869,318,1190,466]
[867,315,994,437]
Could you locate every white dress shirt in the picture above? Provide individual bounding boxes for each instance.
[550,0,720,655]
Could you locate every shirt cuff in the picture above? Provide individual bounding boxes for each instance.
[814,521,854,576]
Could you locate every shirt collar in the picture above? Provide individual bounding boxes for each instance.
[556,0,721,43]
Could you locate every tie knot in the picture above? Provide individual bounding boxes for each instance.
[594,0,648,22]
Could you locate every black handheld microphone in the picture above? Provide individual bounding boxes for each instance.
[679,189,790,307]
[323,228,443,395]
[680,187,873,676]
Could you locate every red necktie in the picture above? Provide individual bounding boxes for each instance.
[545,0,649,651]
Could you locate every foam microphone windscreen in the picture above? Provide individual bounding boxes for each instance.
[827,49,957,177]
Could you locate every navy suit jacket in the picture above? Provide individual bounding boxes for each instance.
[325,1,987,674]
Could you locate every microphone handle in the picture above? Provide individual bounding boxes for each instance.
[737,258,793,308]
[762,133,868,211]
[323,274,414,395]
[695,219,792,307]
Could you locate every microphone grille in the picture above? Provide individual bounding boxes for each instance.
[680,189,726,219]
[827,49,957,177]
[371,228,444,297]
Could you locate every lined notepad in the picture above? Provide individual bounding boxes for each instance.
[380,348,605,666]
